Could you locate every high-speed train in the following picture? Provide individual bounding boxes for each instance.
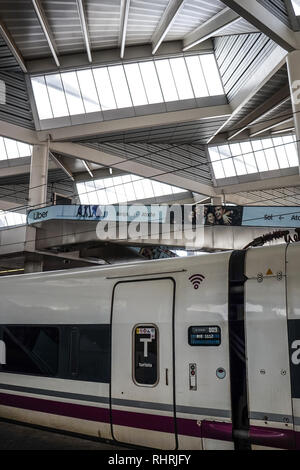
[0,242,300,450]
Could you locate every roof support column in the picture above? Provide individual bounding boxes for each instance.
[24,252,44,274]
[287,51,300,173]
[25,143,49,271]
[28,143,49,210]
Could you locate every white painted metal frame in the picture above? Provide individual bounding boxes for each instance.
[119,0,131,59]
[25,42,214,75]
[152,0,186,55]
[227,86,291,141]
[31,0,60,67]
[208,45,288,143]
[216,172,300,195]
[49,141,216,197]
[49,152,74,182]
[221,0,300,51]
[250,117,294,137]
[183,8,240,51]
[82,160,94,178]
[37,102,231,141]
[76,0,92,63]
[0,20,27,72]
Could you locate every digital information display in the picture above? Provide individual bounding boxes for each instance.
[188,326,221,346]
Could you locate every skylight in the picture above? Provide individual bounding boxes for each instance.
[0,137,32,161]
[209,135,298,180]
[292,0,300,15]
[76,174,185,205]
[0,211,26,227]
[31,54,224,121]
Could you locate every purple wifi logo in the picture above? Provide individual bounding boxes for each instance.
[189,274,205,289]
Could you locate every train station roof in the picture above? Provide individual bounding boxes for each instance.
[0,0,300,208]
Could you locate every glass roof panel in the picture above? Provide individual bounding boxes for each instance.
[77,69,101,113]
[93,67,117,111]
[108,65,132,108]
[139,61,163,104]
[124,63,148,106]
[169,57,194,100]
[61,72,85,115]
[45,74,69,118]
[31,76,53,120]
[209,134,297,179]
[31,53,225,121]
[155,59,179,102]
[77,173,186,204]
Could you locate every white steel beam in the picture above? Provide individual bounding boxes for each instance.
[49,152,75,181]
[221,0,300,51]
[224,193,259,205]
[0,164,31,178]
[82,159,94,178]
[76,0,92,63]
[229,46,288,113]
[119,0,131,59]
[152,0,186,55]
[249,116,294,137]
[183,8,240,51]
[0,200,24,211]
[38,104,232,141]
[0,120,39,145]
[216,173,300,194]
[286,50,300,173]
[26,40,213,74]
[0,20,27,73]
[285,0,300,31]
[49,141,217,197]
[31,0,60,67]
[271,126,295,135]
[0,160,57,179]
[208,45,287,143]
[227,85,291,140]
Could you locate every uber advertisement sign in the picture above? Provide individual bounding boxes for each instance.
[27,204,169,225]
[28,204,300,228]
[288,320,300,398]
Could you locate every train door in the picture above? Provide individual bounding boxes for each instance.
[110,278,177,449]
[286,243,300,448]
[245,245,294,449]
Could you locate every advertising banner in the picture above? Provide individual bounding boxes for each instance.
[203,206,300,228]
[27,204,300,229]
[27,204,169,225]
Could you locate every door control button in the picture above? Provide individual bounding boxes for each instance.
[189,363,197,390]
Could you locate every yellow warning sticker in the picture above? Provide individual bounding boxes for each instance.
[266,269,273,276]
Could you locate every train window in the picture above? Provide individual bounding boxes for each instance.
[70,325,110,383]
[0,326,59,376]
[70,327,79,377]
[133,325,158,386]
[0,339,6,364]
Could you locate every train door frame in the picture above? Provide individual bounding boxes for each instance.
[244,245,294,449]
[109,277,178,449]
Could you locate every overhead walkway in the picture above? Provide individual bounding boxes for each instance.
[0,204,299,274]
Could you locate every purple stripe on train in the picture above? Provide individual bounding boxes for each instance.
[0,391,110,423]
[0,392,297,449]
[202,420,296,449]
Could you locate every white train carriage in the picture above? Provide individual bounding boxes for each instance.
[0,243,299,450]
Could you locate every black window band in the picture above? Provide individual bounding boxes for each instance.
[228,250,250,450]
